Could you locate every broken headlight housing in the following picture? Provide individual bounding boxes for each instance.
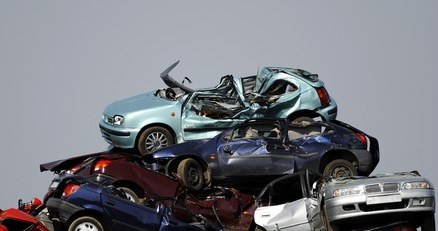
[402,181,430,190]
[333,186,363,197]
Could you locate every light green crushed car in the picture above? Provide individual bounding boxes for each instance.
[99,61,337,155]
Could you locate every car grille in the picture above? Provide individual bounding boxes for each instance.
[358,199,409,212]
[365,183,399,194]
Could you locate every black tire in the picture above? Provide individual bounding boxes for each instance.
[137,126,174,155]
[323,159,358,178]
[116,187,140,203]
[421,212,435,231]
[68,216,104,231]
[177,158,205,191]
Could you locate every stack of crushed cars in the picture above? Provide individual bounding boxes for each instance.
[2,61,434,231]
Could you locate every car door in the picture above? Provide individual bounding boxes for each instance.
[287,122,333,160]
[216,121,295,177]
[254,173,316,231]
[101,191,163,231]
[181,92,245,141]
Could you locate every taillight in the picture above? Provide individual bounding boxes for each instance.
[93,159,112,173]
[316,87,330,107]
[393,225,415,231]
[355,133,367,145]
[66,164,81,174]
[62,183,81,198]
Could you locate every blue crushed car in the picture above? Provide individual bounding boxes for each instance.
[99,61,338,154]
[144,118,379,191]
[46,175,222,231]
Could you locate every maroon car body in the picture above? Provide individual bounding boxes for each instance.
[40,149,256,230]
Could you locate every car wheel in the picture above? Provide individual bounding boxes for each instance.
[177,158,205,191]
[116,187,140,203]
[137,126,174,155]
[421,212,435,231]
[68,216,104,231]
[323,159,358,178]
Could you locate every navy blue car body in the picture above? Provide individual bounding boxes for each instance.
[146,118,379,191]
[46,175,221,231]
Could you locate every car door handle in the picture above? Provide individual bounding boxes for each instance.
[106,200,117,206]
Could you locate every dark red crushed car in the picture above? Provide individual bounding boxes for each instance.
[40,149,257,230]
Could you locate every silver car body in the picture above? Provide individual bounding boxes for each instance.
[323,171,435,223]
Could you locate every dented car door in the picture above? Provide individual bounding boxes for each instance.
[216,121,295,178]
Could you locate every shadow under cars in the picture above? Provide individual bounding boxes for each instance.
[46,175,222,231]
[40,150,257,231]
[99,61,338,155]
[145,118,379,191]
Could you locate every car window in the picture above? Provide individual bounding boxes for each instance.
[264,80,297,96]
[288,122,327,141]
[231,122,281,140]
[259,174,305,206]
[188,94,244,119]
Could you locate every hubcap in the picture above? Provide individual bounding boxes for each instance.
[74,222,100,231]
[145,132,168,152]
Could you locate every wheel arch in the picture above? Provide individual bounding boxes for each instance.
[135,123,177,147]
[111,180,146,199]
[319,149,359,174]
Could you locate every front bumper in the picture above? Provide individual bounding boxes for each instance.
[325,189,435,223]
[46,198,84,224]
[99,121,140,149]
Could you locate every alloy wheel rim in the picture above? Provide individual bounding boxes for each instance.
[74,222,100,231]
[145,132,168,152]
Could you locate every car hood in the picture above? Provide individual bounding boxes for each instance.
[103,92,177,117]
[40,150,135,172]
[324,171,431,198]
[150,138,214,159]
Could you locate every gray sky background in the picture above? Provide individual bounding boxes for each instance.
[1,0,437,224]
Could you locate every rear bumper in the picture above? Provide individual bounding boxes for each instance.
[46,198,84,224]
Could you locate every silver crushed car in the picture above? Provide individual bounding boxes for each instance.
[323,171,435,230]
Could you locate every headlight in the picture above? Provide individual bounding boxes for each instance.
[333,187,363,197]
[402,181,430,190]
[113,115,124,126]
